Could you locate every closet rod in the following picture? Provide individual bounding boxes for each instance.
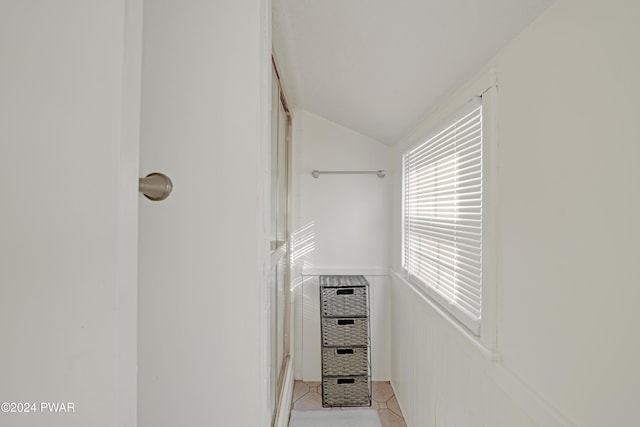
[311,170,386,178]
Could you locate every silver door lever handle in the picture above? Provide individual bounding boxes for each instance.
[139,173,173,201]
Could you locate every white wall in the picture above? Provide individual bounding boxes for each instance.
[390,0,640,426]
[137,1,272,426]
[297,111,391,272]
[292,110,392,381]
[0,1,141,426]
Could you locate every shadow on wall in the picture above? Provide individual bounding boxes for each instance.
[291,221,316,288]
[290,221,317,359]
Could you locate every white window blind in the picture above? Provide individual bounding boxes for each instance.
[402,99,483,334]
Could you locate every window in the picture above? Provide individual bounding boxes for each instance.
[402,98,483,334]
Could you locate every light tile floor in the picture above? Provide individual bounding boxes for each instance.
[291,381,406,427]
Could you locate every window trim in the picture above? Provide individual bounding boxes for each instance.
[401,89,497,350]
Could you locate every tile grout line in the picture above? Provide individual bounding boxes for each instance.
[291,380,406,427]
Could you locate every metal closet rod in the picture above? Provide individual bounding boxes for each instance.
[311,169,386,178]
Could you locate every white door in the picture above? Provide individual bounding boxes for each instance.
[137,1,271,426]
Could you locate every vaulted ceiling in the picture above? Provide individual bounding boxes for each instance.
[273,0,556,144]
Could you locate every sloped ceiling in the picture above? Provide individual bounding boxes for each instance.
[273,0,556,144]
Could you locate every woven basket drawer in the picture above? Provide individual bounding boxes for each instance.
[322,347,369,377]
[321,317,368,347]
[321,287,368,317]
[322,376,371,407]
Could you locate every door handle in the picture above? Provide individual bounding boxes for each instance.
[139,172,173,201]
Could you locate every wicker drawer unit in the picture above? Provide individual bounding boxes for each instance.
[320,275,371,407]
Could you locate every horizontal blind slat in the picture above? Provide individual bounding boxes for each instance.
[402,101,483,328]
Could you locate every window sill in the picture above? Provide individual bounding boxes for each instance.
[392,269,502,362]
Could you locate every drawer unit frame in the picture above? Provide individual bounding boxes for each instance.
[319,275,371,407]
